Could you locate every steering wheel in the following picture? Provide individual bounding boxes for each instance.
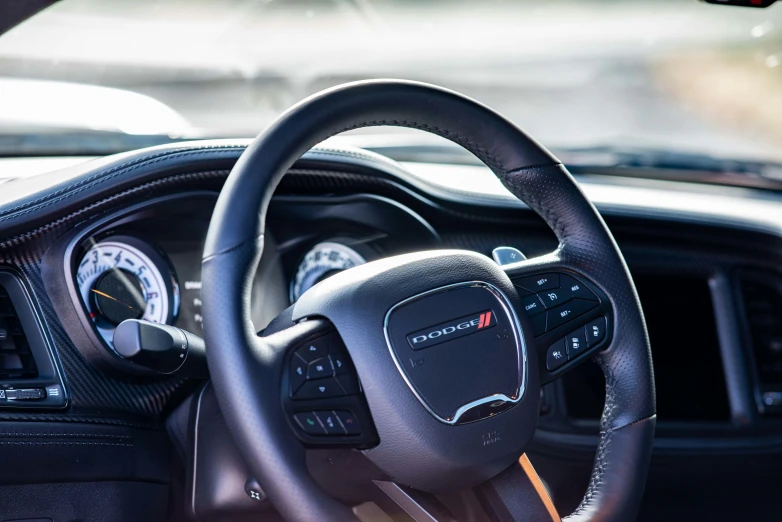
[201,80,656,522]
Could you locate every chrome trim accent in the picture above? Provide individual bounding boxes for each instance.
[383,280,527,425]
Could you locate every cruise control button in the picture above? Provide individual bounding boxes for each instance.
[335,410,362,435]
[520,295,545,317]
[314,411,346,435]
[585,317,607,346]
[329,353,351,375]
[293,412,326,434]
[565,328,588,359]
[515,273,560,293]
[546,338,568,371]
[307,357,333,380]
[295,336,329,363]
[538,288,573,309]
[546,299,598,331]
[290,356,307,394]
[294,378,344,400]
[560,275,599,302]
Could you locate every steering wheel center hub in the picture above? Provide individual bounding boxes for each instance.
[384,281,526,425]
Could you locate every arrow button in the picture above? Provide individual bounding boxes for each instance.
[289,354,308,395]
[293,377,345,400]
[294,335,329,363]
[329,353,352,375]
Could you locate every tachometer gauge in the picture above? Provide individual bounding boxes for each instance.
[290,242,367,303]
[76,236,179,352]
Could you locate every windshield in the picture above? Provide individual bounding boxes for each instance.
[2,0,782,165]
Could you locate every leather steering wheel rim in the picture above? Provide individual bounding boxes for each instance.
[201,80,656,522]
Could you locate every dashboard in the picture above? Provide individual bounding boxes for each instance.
[0,142,780,521]
[38,190,439,379]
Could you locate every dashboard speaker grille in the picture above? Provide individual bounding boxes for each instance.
[0,284,39,379]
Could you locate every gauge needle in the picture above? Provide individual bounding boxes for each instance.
[90,289,140,312]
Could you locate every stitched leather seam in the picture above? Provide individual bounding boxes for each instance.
[201,233,263,262]
[566,356,618,520]
[0,441,132,447]
[0,145,244,219]
[607,413,656,433]
[0,414,156,430]
[283,168,523,225]
[0,167,416,250]
[304,148,397,165]
[566,430,612,519]
[0,144,389,221]
[306,149,527,205]
[565,415,656,520]
[503,162,564,174]
[0,170,229,249]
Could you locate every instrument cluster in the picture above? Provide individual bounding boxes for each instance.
[64,192,438,375]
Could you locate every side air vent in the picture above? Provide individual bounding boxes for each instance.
[0,284,39,379]
[738,272,782,414]
[0,271,66,409]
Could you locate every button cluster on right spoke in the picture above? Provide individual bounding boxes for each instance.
[546,317,607,371]
[513,273,600,336]
[289,332,361,400]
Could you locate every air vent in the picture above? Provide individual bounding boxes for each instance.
[738,273,782,414]
[0,271,66,409]
[0,284,38,379]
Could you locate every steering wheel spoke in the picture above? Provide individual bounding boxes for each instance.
[474,454,561,522]
[358,481,458,522]
[357,455,560,522]
[501,256,614,384]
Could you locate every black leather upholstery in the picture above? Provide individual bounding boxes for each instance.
[201,80,655,522]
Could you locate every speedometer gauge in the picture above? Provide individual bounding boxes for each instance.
[290,242,366,303]
[76,237,179,352]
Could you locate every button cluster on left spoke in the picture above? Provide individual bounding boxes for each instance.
[289,332,360,400]
[283,329,377,448]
